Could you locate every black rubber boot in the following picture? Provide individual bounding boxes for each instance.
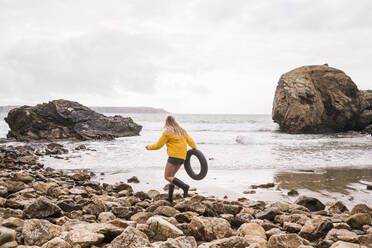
[172,177,189,198]
[168,184,175,203]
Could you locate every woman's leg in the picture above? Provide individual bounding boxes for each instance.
[164,162,175,183]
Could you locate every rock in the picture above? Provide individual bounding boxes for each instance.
[0,181,26,193]
[22,219,62,246]
[127,176,140,183]
[345,213,371,229]
[12,172,33,183]
[358,234,372,247]
[329,241,360,248]
[256,207,281,221]
[64,228,104,248]
[189,216,232,241]
[40,237,72,248]
[174,212,199,224]
[267,234,309,248]
[151,236,197,248]
[1,217,24,228]
[299,217,333,241]
[147,189,160,199]
[5,99,142,141]
[198,236,250,248]
[288,189,299,197]
[24,196,62,218]
[324,228,359,243]
[295,196,325,212]
[367,185,372,190]
[237,223,266,239]
[75,144,87,150]
[174,200,206,214]
[154,206,180,217]
[251,182,275,189]
[283,222,302,233]
[98,212,116,223]
[108,226,150,248]
[130,212,154,224]
[147,216,183,241]
[0,226,16,246]
[243,235,268,247]
[272,65,362,133]
[328,201,349,214]
[350,204,371,215]
[215,202,242,215]
[266,228,285,238]
[0,186,8,197]
[0,240,18,248]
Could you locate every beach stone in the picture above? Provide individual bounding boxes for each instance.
[127,176,140,183]
[237,223,266,239]
[345,213,371,229]
[329,241,360,248]
[57,198,81,212]
[0,207,23,219]
[333,223,351,230]
[328,201,349,214]
[324,228,358,243]
[190,194,205,203]
[24,196,62,218]
[22,219,62,246]
[256,207,281,221]
[272,65,362,133]
[113,182,133,192]
[98,212,116,223]
[1,217,24,228]
[64,228,104,248]
[108,226,150,248]
[189,216,232,241]
[198,236,250,248]
[215,202,242,215]
[0,186,8,197]
[295,196,325,212]
[350,204,371,215]
[147,216,183,241]
[288,189,299,197]
[275,213,309,226]
[299,217,333,241]
[130,212,154,224]
[5,99,142,141]
[40,237,71,248]
[147,189,160,198]
[283,222,302,233]
[267,233,309,248]
[12,172,33,183]
[174,200,206,214]
[0,226,16,246]
[243,235,268,247]
[151,236,197,248]
[266,228,285,238]
[0,241,18,248]
[0,181,26,193]
[358,234,372,247]
[174,212,199,224]
[154,206,180,217]
[109,219,136,229]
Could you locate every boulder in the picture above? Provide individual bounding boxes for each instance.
[189,216,232,241]
[325,228,358,243]
[295,196,325,212]
[255,207,281,221]
[345,213,371,229]
[272,65,362,133]
[0,226,16,246]
[151,236,197,248]
[198,236,250,248]
[24,196,62,218]
[108,226,150,248]
[237,223,266,239]
[40,237,72,248]
[329,241,360,248]
[267,234,309,248]
[328,201,349,214]
[298,217,333,241]
[147,216,184,241]
[22,219,62,246]
[5,99,142,141]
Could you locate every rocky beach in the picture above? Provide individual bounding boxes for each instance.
[0,143,372,248]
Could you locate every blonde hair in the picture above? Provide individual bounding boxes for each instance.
[164,116,187,137]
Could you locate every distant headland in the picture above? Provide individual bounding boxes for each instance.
[0,105,168,114]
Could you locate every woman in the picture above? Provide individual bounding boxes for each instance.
[146,116,197,203]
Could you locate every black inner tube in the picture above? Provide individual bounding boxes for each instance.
[184,149,208,180]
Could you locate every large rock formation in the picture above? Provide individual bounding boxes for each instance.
[272,65,372,133]
[4,99,142,141]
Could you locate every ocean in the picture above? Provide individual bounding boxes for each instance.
[1,112,372,173]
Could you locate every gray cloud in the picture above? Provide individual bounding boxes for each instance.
[0,0,371,113]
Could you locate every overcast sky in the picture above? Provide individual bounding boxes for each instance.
[0,0,371,114]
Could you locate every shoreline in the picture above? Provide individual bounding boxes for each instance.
[0,144,371,247]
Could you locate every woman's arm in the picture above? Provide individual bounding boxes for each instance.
[186,134,197,149]
[146,131,168,150]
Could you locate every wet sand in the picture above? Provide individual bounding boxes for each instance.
[96,166,372,209]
